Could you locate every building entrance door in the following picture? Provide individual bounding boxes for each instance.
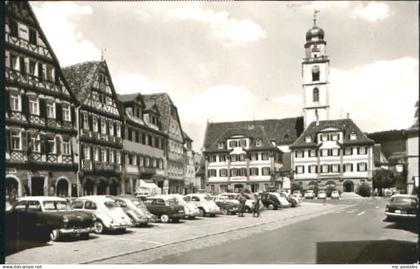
[31,176,45,196]
[343,181,354,192]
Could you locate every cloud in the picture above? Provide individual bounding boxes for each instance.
[113,74,172,95]
[329,57,418,132]
[351,2,390,22]
[32,2,101,66]
[273,94,302,104]
[171,6,266,47]
[179,85,256,124]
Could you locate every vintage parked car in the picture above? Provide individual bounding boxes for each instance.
[331,190,340,199]
[144,196,185,223]
[219,193,240,205]
[261,192,281,210]
[280,192,300,207]
[109,196,152,227]
[304,190,316,199]
[317,191,327,199]
[270,192,291,208]
[169,194,200,219]
[385,194,418,221]
[6,196,96,242]
[72,196,132,234]
[184,193,220,217]
[213,196,240,215]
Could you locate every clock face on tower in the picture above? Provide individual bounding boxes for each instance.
[312,65,320,73]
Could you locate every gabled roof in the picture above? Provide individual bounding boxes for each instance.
[62,61,102,101]
[182,131,193,142]
[290,118,374,148]
[203,117,304,151]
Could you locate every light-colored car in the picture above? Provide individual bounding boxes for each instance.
[184,193,220,217]
[169,194,201,219]
[304,190,315,199]
[110,196,151,227]
[317,191,327,199]
[331,190,340,199]
[72,196,132,234]
[219,193,240,205]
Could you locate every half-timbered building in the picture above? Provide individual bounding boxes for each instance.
[5,1,79,198]
[63,61,124,196]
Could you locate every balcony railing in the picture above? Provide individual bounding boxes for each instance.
[82,159,93,171]
[302,55,329,62]
[6,32,53,60]
[5,68,67,94]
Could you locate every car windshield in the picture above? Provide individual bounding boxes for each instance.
[43,201,71,211]
[104,201,118,208]
[391,197,418,204]
[166,198,178,206]
[306,190,313,193]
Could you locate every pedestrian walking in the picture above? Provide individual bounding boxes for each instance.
[237,191,246,217]
[252,193,261,218]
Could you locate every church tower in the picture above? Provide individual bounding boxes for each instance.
[302,11,330,128]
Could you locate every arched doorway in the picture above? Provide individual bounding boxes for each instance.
[109,179,119,195]
[343,181,354,192]
[83,178,94,195]
[56,178,69,197]
[308,181,318,189]
[97,179,108,195]
[6,176,20,199]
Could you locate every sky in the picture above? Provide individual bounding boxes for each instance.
[31,1,419,151]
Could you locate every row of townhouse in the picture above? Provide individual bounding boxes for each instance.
[4,1,194,199]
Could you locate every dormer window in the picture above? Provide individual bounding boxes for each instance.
[240,139,247,147]
[305,136,312,143]
[256,138,262,147]
[331,133,339,141]
[218,142,224,149]
[350,132,357,140]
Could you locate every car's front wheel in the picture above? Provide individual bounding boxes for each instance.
[221,208,228,215]
[160,214,170,223]
[198,208,206,217]
[49,229,61,242]
[94,220,105,234]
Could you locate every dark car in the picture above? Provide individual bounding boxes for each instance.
[385,194,418,221]
[213,196,240,215]
[6,196,96,242]
[260,192,281,210]
[144,196,185,223]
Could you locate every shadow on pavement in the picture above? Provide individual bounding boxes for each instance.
[316,239,418,264]
[383,220,418,234]
[6,238,50,256]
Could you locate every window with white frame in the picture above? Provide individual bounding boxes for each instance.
[249,167,259,176]
[230,168,238,177]
[229,140,237,148]
[321,164,329,173]
[305,136,312,143]
[145,157,150,167]
[331,133,339,141]
[62,141,71,155]
[344,163,353,172]
[47,137,56,154]
[240,139,247,147]
[219,155,226,162]
[357,162,367,172]
[208,169,217,177]
[92,116,98,132]
[295,151,304,158]
[262,167,271,176]
[256,139,262,147]
[109,122,114,136]
[251,153,259,161]
[320,134,328,142]
[116,151,121,164]
[331,148,340,156]
[29,97,39,115]
[239,154,246,161]
[219,169,228,177]
[238,168,247,176]
[350,132,357,140]
[30,133,41,153]
[101,119,106,134]
[261,153,269,160]
[62,105,71,121]
[358,147,367,155]
[116,124,121,138]
[209,155,217,163]
[10,93,21,111]
[218,142,224,149]
[331,164,340,173]
[11,130,21,150]
[83,114,89,130]
[344,147,353,155]
[94,148,99,161]
[101,149,107,162]
[309,165,317,173]
[320,149,329,157]
[152,158,157,168]
[109,150,114,163]
[231,154,238,162]
[295,165,304,174]
[83,146,90,160]
[139,156,144,167]
[47,102,55,119]
[309,149,317,157]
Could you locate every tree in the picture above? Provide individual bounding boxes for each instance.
[358,183,371,197]
[373,168,396,195]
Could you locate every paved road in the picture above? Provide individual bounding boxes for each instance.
[151,198,418,264]
[6,198,417,264]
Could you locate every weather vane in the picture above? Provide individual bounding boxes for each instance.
[313,9,320,26]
